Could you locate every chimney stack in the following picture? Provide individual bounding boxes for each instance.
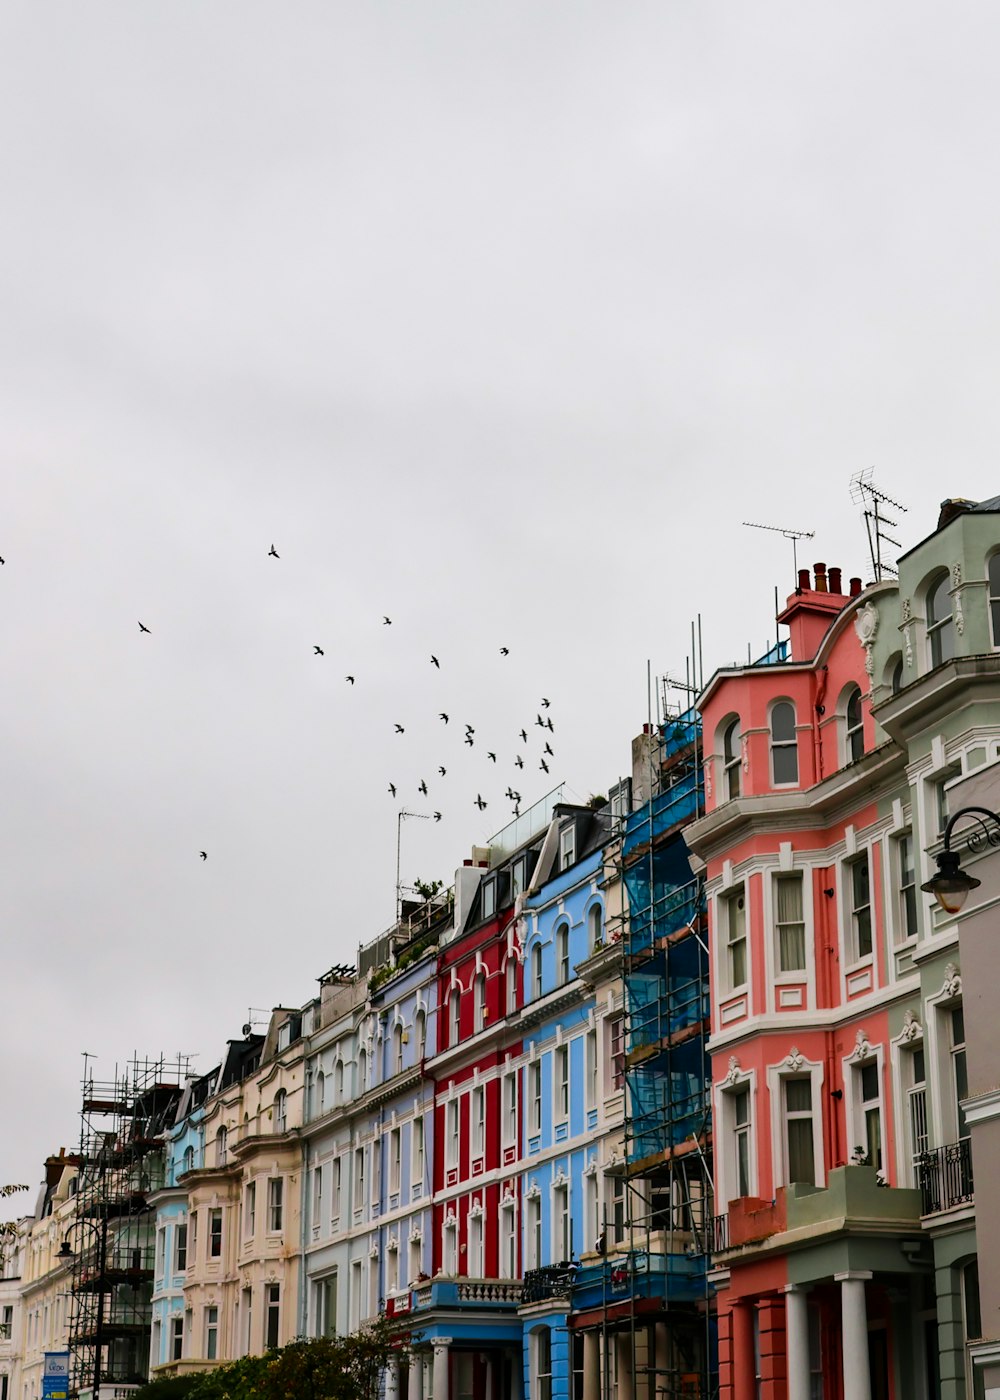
[814,563,828,593]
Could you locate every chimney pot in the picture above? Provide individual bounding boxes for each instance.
[814,562,828,593]
[828,566,842,594]
[849,577,863,597]
[797,568,810,592]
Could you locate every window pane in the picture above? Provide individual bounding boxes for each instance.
[771,703,795,743]
[776,875,806,972]
[786,1078,812,1113]
[787,1119,815,1185]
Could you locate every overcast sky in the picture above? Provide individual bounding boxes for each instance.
[3,1,1000,1213]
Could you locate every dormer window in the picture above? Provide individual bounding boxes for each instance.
[845,687,865,762]
[723,719,741,799]
[277,1021,291,1051]
[512,855,531,899]
[559,825,576,871]
[927,571,955,667]
[770,703,798,785]
[480,877,497,922]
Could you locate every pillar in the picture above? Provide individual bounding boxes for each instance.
[784,1286,810,1400]
[407,1352,423,1400]
[835,1272,872,1400]
[654,1321,669,1399]
[432,1337,451,1400]
[616,1333,635,1400]
[385,1357,400,1400]
[583,1332,600,1400]
[730,1301,756,1400]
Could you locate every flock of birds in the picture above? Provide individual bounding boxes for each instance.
[131,544,559,858]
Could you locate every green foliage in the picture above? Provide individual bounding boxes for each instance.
[133,1327,396,1400]
[413,878,443,901]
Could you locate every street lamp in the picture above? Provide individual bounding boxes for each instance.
[921,805,1000,913]
[58,1215,109,1400]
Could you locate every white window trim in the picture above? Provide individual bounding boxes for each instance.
[715,882,750,997]
[925,968,965,1147]
[889,1017,926,1187]
[884,828,920,950]
[767,699,800,789]
[838,849,875,973]
[842,1037,886,1175]
[554,1045,570,1126]
[714,1066,758,1209]
[763,865,814,991]
[551,1177,570,1263]
[766,1053,826,1190]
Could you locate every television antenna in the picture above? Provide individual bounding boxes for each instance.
[743,520,816,578]
[850,469,906,581]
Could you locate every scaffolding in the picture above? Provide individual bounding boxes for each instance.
[572,694,715,1399]
[67,1055,188,1398]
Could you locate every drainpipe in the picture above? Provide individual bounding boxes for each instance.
[812,666,829,783]
[299,1133,310,1338]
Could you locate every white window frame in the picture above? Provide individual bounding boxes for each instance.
[468,1208,484,1277]
[446,1097,460,1169]
[505,958,517,1013]
[244,1180,256,1238]
[267,1177,283,1233]
[772,870,807,977]
[389,1128,401,1196]
[474,974,486,1034]
[926,570,956,669]
[532,943,544,1000]
[526,1191,542,1269]
[559,825,576,871]
[720,885,748,992]
[769,700,798,786]
[331,1155,342,1225]
[528,1060,542,1135]
[205,1305,219,1361]
[449,988,460,1044]
[584,1028,598,1111]
[844,1047,885,1173]
[552,1180,570,1263]
[554,1045,570,1123]
[442,1216,458,1275]
[556,924,570,986]
[716,1069,757,1208]
[844,686,865,763]
[843,851,874,966]
[412,1116,425,1194]
[502,1070,518,1146]
[989,552,1000,649]
[588,902,604,953]
[273,1089,287,1133]
[766,1056,825,1190]
[499,1197,517,1279]
[353,1148,365,1214]
[722,717,741,799]
[471,1085,485,1160]
[893,831,919,944]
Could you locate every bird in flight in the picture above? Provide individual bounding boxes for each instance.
[418,780,428,796]
[314,646,324,656]
[544,741,553,755]
[505,787,515,800]
[512,790,521,804]
[475,794,487,810]
[438,766,447,777]
[439,713,449,724]
[519,729,528,743]
[383,616,392,625]
[138,622,151,633]
[465,735,474,747]
[394,724,405,734]
[487,752,497,763]
[540,759,550,773]
[465,724,475,735]
[433,811,442,822]
[430,655,440,668]
[268,544,279,558]
[388,783,397,798]
[199,851,208,861]
[541,698,550,708]
[500,646,509,656]
[345,675,355,684]
[515,755,524,769]
[535,714,545,727]
[546,717,555,732]
[0,556,5,565]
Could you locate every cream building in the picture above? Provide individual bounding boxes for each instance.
[15,1153,78,1400]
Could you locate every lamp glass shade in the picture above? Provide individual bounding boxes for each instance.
[921,853,981,914]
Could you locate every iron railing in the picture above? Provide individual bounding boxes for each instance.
[918,1139,974,1215]
[520,1264,575,1304]
[711,1213,729,1254]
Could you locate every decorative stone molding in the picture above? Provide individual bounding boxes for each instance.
[953,563,966,635]
[900,597,914,667]
[704,762,713,800]
[785,1047,805,1072]
[723,1055,742,1087]
[901,597,912,624]
[847,1028,874,1062]
[741,735,750,774]
[854,600,880,685]
[899,1009,922,1042]
[942,962,962,999]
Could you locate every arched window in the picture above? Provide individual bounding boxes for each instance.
[357,1048,367,1096]
[588,903,604,954]
[414,1009,426,1060]
[534,1326,553,1400]
[473,973,486,1034]
[182,1145,195,1175]
[884,652,904,695]
[215,1127,228,1167]
[927,571,955,667]
[273,1089,287,1134]
[531,943,543,1000]
[723,718,741,799]
[505,957,517,1014]
[334,1059,345,1104]
[449,987,460,1044]
[392,1023,404,1075]
[315,1071,326,1116]
[990,554,1000,647]
[555,924,570,986]
[770,702,798,785]
[845,687,865,762]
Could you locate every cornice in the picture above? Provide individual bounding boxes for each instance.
[873,653,1000,744]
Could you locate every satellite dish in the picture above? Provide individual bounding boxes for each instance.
[242,1023,252,1037]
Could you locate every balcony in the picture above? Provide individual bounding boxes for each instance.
[410,1277,523,1313]
[520,1265,575,1305]
[917,1140,974,1216]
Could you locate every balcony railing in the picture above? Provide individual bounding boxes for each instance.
[917,1140,974,1215]
[521,1265,575,1305]
[711,1213,729,1254]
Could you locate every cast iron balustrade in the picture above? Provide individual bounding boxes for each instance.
[917,1139,974,1215]
[711,1213,729,1254]
[520,1264,576,1304]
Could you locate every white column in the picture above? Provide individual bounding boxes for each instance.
[432,1337,451,1400]
[583,1332,600,1400]
[835,1271,872,1400]
[616,1333,634,1400]
[407,1353,423,1400]
[385,1357,400,1400]
[784,1285,810,1400]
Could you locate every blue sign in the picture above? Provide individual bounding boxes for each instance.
[43,1352,70,1400]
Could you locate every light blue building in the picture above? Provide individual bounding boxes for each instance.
[518,803,612,1400]
[148,1069,215,1374]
